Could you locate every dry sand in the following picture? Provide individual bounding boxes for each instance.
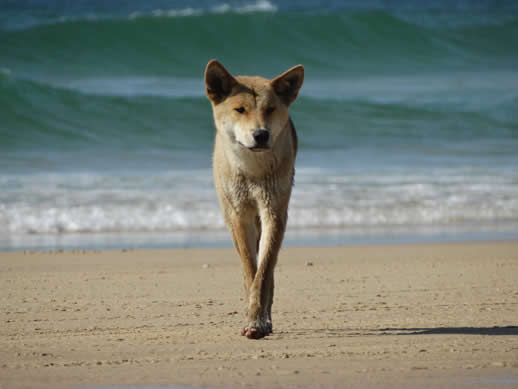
[1,242,517,389]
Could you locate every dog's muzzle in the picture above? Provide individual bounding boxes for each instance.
[251,129,270,151]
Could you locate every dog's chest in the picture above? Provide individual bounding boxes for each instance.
[224,171,293,212]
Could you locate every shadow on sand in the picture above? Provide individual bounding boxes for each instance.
[376,326,518,336]
[285,326,518,337]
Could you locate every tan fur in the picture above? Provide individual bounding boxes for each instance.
[205,60,304,339]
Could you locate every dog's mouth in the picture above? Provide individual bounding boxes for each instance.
[238,142,270,152]
[249,145,270,152]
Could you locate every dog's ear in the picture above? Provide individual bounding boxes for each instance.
[271,65,304,105]
[205,60,238,104]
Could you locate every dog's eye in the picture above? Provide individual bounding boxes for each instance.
[266,106,276,114]
[234,107,246,114]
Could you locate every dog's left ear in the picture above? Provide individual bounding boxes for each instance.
[271,65,304,105]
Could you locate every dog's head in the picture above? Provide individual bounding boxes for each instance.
[205,60,304,152]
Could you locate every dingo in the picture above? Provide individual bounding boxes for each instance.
[205,60,304,339]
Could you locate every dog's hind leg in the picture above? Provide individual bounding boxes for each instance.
[263,268,274,335]
[255,215,273,335]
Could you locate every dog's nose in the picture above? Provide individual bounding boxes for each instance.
[253,129,269,146]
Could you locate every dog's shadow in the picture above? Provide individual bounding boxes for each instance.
[375,326,518,336]
[281,326,518,337]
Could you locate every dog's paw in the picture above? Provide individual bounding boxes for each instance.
[240,320,272,339]
[266,321,273,335]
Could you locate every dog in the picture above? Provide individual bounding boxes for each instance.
[204,60,304,339]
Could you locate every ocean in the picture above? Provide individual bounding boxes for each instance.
[1,0,518,251]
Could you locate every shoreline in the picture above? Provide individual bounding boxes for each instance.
[2,222,518,252]
[1,242,517,388]
[2,236,518,254]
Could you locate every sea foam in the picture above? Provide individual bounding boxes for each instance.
[129,1,277,20]
[2,167,518,236]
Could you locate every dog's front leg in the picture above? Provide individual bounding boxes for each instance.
[243,208,286,339]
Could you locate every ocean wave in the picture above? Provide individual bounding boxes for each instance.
[2,9,518,80]
[1,168,518,235]
[2,73,517,155]
[0,76,214,152]
[1,1,278,31]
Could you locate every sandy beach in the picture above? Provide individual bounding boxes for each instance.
[1,241,517,389]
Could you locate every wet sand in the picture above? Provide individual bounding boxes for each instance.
[1,242,517,389]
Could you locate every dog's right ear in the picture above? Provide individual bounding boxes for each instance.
[205,60,238,104]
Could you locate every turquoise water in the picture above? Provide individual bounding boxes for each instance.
[1,0,518,250]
